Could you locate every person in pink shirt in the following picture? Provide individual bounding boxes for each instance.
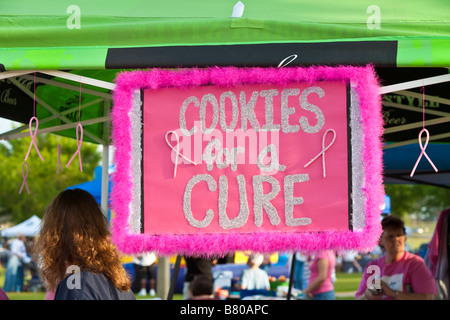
[0,288,9,300]
[303,250,336,300]
[356,215,436,300]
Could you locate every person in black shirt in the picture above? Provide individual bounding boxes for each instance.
[183,256,217,299]
[34,189,135,300]
[54,270,135,300]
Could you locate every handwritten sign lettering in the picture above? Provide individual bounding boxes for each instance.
[142,82,350,235]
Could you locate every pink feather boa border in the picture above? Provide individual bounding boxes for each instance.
[111,66,384,257]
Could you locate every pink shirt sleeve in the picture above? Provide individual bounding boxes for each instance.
[407,256,437,294]
[355,260,378,298]
[355,253,436,299]
[0,289,9,300]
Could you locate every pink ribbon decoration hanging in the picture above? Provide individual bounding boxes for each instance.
[304,129,337,178]
[165,130,197,178]
[410,128,438,177]
[410,84,438,177]
[19,73,44,195]
[64,77,84,172]
[18,162,30,195]
[66,123,83,171]
[24,116,45,162]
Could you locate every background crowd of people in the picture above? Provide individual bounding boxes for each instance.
[0,191,445,301]
[1,233,40,295]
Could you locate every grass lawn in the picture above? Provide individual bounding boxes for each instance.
[334,272,362,293]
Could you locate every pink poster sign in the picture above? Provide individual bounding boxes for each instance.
[111,66,384,256]
[142,82,350,235]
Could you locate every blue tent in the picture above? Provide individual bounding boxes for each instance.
[382,195,391,214]
[66,166,113,218]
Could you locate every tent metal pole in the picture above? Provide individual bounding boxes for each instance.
[383,132,450,149]
[19,74,112,100]
[0,116,111,141]
[101,99,111,218]
[382,101,450,118]
[384,172,450,189]
[8,77,106,144]
[36,98,105,127]
[0,97,102,138]
[167,255,182,300]
[379,74,450,94]
[39,70,116,91]
[287,252,296,300]
[394,90,450,106]
[101,144,109,217]
[0,70,36,80]
[384,116,450,135]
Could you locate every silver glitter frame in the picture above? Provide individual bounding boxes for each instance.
[127,84,366,235]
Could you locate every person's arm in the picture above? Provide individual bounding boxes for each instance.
[240,270,248,290]
[380,280,435,300]
[355,261,384,300]
[353,259,362,272]
[355,288,382,300]
[303,258,328,298]
[10,241,26,259]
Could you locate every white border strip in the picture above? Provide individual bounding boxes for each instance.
[39,70,116,90]
[379,74,450,94]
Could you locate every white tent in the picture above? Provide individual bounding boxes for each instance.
[0,215,41,238]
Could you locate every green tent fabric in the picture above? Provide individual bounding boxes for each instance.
[0,70,114,144]
[1,0,449,69]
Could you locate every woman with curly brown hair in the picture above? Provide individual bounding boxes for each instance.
[34,188,135,300]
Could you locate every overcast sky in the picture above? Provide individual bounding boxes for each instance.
[0,118,15,135]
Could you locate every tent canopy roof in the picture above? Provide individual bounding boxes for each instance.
[1,0,449,70]
[0,215,41,237]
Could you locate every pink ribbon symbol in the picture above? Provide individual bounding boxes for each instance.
[56,143,64,174]
[24,117,44,162]
[165,130,197,178]
[304,129,337,178]
[66,123,83,171]
[19,162,30,194]
[410,128,438,177]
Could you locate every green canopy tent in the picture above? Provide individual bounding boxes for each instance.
[1,0,450,213]
[1,0,449,69]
